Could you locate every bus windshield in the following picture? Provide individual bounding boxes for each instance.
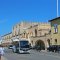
[20,41,29,48]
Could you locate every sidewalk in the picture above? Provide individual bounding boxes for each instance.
[1,56,7,60]
[41,50,47,52]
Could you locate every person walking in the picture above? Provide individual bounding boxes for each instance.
[0,45,4,60]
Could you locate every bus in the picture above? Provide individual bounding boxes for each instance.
[12,39,31,53]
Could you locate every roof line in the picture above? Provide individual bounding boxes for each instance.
[49,17,60,22]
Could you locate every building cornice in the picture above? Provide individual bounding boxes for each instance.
[49,17,60,22]
[1,32,12,37]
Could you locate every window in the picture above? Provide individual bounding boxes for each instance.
[30,32,33,36]
[24,33,25,38]
[35,29,37,36]
[31,41,33,44]
[55,39,57,44]
[54,24,58,33]
[49,30,51,34]
[40,32,41,36]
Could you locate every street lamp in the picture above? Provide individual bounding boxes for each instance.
[57,0,59,17]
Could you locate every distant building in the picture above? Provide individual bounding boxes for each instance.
[2,32,12,46]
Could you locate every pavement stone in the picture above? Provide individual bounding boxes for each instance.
[1,56,7,60]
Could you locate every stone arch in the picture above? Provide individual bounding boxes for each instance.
[35,40,45,50]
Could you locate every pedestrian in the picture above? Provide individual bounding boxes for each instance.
[0,45,4,60]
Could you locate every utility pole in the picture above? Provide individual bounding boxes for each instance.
[57,0,59,17]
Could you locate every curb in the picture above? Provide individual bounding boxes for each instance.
[41,50,47,52]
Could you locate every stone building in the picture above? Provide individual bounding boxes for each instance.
[12,22,51,50]
[27,23,51,49]
[2,22,51,49]
[2,32,12,46]
[49,17,60,45]
[12,22,38,39]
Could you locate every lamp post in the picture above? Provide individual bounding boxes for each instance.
[57,0,59,17]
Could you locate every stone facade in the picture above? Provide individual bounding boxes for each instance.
[12,22,51,49]
[49,17,60,45]
[27,23,51,49]
[2,22,51,49]
[2,32,12,46]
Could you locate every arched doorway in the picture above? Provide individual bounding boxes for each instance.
[35,29,37,37]
[35,40,45,50]
[47,39,50,46]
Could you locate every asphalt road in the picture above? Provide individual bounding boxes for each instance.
[3,48,60,60]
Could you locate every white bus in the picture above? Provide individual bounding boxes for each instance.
[12,39,31,53]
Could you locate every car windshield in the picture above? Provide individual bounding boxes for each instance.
[9,45,13,47]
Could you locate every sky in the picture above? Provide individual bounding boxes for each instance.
[0,0,60,36]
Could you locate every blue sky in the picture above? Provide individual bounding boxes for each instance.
[0,0,60,36]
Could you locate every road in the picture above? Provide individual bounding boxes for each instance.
[2,48,60,60]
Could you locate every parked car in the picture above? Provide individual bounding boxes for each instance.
[56,45,60,52]
[47,45,54,52]
[8,45,13,49]
[32,45,41,51]
[47,45,60,52]
[32,46,38,50]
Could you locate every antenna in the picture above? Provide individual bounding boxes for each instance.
[57,0,59,17]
